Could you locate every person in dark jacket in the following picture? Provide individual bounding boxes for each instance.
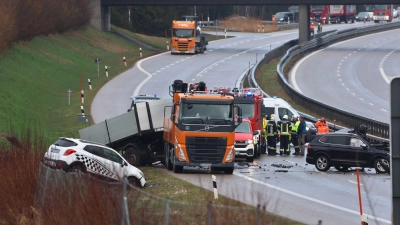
[297,116,307,155]
[277,115,291,155]
[266,114,278,155]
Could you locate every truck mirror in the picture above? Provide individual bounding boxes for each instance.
[236,106,243,123]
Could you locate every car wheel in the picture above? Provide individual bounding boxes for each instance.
[172,152,183,173]
[335,166,349,172]
[374,158,389,174]
[127,176,142,188]
[124,146,141,167]
[164,142,172,170]
[255,143,261,158]
[68,164,83,177]
[315,155,330,171]
[224,167,234,174]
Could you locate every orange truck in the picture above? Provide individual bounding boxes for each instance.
[170,16,208,54]
[163,80,242,174]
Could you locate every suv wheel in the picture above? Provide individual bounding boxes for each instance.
[68,164,83,176]
[315,155,330,171]
[374,158,389,174]
[127,176,142,188]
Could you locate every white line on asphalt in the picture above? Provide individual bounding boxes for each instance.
[352,93,356,95]
[369,103,373,106]
[380,68,390,84]
[234,173,390,224]
[347,180,362,185]
[346,88,349,91]
[360,98,364,101]
[339,79,342,81]
[283,160,295,164]
[381,109,387,112]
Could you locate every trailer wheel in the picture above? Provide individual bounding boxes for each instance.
[173,152,183,173]
[124,146,142,167]
[164,142,172,170]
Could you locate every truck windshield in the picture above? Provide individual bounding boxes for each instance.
[235,121,251,133]
[180,103,233,121]
[236,103,254,119]
[311,5,325,10]
[375,5,389,10]
[173,29,194,38]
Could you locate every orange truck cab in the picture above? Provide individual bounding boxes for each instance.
[171,16,208,54]
[163,80,242,174]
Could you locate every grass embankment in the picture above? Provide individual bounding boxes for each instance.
[0,26,303,224]
[0,26,165,145]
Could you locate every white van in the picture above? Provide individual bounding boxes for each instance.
[262,97,300,123]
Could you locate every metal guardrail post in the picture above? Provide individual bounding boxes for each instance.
[165,198,170,225]
[207,201,212,225]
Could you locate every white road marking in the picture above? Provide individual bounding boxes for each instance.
[360,98,364,101]
[346,88,349,91]
[283,160,295,164]
[339,79,342,81]
[381,109,387,112]
[192,78,195,81]
[347,180,362,185]
[234,173,391,224]
[380,68,390,84]
[352,93,356,95]
[369,103,374,106]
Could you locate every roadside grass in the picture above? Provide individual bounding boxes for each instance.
[0,25,304,224]
[0,25,159,145]
[111,25,169,51]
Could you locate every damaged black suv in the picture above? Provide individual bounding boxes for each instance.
[306,132,389,173]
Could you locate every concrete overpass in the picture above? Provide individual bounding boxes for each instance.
[89,0,399,44]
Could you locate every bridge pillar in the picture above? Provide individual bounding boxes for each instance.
[298,4,310,44]
[102,5,111,31]
[89,0,110,31]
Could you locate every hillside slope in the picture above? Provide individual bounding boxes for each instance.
[0,26,164,144]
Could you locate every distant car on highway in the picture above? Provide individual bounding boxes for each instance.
[127,94,160,112]
[306,132,389,173]
[275,12,294,23]
[43,138,146,187]
[355,12,372,21]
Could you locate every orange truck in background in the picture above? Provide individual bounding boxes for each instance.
[171,16,208,54]
[163,80,242,174]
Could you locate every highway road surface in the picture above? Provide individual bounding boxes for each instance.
[91,21,392,225]
[290,27,400,124]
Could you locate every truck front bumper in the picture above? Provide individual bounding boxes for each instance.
[174,161,234,168]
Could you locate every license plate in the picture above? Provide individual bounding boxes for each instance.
[200,163,212,167]
[51,147,60,153]
[45,160,56,167]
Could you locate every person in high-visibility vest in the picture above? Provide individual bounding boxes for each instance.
[291,116,301,155]
[266,114,278,155]
[315,117,329,134]
[262,114,269,154]
[277,115,291,155]
[310,22,315,36]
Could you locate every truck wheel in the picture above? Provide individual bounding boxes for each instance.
[124,146,142,167]
[164,142,172,170]
[224,167,234,174]
[173,153,183,173]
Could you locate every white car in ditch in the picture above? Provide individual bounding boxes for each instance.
[43,138,146,187]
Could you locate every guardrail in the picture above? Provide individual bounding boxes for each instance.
[249,22,400,142]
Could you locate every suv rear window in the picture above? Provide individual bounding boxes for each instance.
[54,139,78,147]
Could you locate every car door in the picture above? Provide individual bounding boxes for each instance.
[325,135,351,165]
[347,137,370,166]
[103,147,125,180]
[81,145,111,177]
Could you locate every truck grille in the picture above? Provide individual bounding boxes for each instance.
[178,43,189,51]
[186,137,227,163]
[234,141,247,149]
[376,12,385,16]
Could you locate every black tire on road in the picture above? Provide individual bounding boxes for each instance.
[173,153,183,173]
[164,142,172,171]
[124,146,142,167]
[374,158,389,174]
[315,154,330,171]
